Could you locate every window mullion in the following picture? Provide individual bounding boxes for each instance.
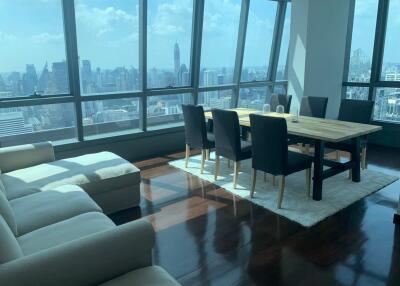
[232,0,250,108]
[62,0,84,141]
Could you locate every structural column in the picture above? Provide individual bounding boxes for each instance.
[287,0,352,118]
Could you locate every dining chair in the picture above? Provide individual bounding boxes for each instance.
[326,99,374,171]
[299,96,329,118]
[212,109,252,188]
[270,94,292,113]
[290,96,329,153]
[249,114,312,209]
[182,104,215,173]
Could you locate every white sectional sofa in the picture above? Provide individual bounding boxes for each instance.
[0,142,141,214]
[0,143,180,285]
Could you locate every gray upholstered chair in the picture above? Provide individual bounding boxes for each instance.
[182,104,215,173]
[212,109,252,188]
[249,114,312,209]
[326,99,374,171]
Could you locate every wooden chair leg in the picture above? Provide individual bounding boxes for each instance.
[304,144,311,155]
[206,149,210,160]
[277,176,286,209]
[200,149,206,174]
[361,147,367,170]
[306,168,311,197]
[251,169,257,198]
[185,144,190,168]
[233,161,240,189]
[335,150,340,161]
[348,154,352,179]
[214,155,220,180]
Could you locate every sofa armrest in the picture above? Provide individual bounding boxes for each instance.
[0,142,55,173]
[0,219,155,286]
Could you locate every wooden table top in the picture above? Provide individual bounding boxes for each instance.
[204,108,382,143]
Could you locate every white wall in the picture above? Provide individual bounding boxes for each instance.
[288,0,351,118]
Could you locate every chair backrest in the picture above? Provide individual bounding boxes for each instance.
[270,94,292,113]
[212,109,241,160]
[299,96,329,118]
[182,105,208,149]
[250,114,288,175]
[338,99,374,124]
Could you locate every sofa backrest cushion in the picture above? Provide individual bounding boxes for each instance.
[0,215,23,264]
[0,191,17,236]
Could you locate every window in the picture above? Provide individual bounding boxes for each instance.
[0,0,291,147]
[200,0,241,86]
[241,0,277,82]
[276,3,291,81]
[82,98,141,139]
[198,89,233,110]
[75,0,140,95]
[0,0,69,97]
[147,0,193,89]
[147,94,192,129]
[347,0,379,83]
[0,103,76,146]
[374,88,400,123]
[380,0,400,81]
[345,86,369,100]
[238,87,268,110]
[344,0,400,124]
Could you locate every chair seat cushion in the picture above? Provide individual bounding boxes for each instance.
[100,266,180,286]
[2,152,140,200]
[286,152,313,175]
[18,212,115,256]
[10,185,103,236]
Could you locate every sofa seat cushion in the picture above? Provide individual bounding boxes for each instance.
[1,151,140,200]
[100,266,181,286]
[10,185,103,236]
[18,212,115,256]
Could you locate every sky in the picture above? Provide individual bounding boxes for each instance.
[351,0,400,65]
[0,0,284,74]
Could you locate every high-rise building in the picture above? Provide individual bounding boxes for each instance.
[203,70,217,106]
[0,112,33,137]
[81,60,93,93]
[52,61,68,94]
[174,42,181,76]
[39,62,50,94]
[23,64,38,95]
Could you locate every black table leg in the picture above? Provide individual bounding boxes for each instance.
[394,214,400,224]
[313,140,324,201]
[351,137,361,182]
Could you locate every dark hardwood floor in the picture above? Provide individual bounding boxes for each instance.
[110,145,400,286]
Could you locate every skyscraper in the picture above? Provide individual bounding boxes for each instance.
[174,42,180,76]
[23,64,38,95]
[52,61,68,94]
[81,60,93,93]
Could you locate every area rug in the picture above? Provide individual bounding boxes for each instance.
[169,152,398,227]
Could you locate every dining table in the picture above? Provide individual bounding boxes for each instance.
[204,108,383,201]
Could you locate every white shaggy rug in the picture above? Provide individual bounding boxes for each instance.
[169,152,398,227]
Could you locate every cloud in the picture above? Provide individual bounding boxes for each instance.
[0,31,17,42]
[150,0,192,35]
[30,33,63,44]
[76,4,138,37]
[203,0,241,35]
